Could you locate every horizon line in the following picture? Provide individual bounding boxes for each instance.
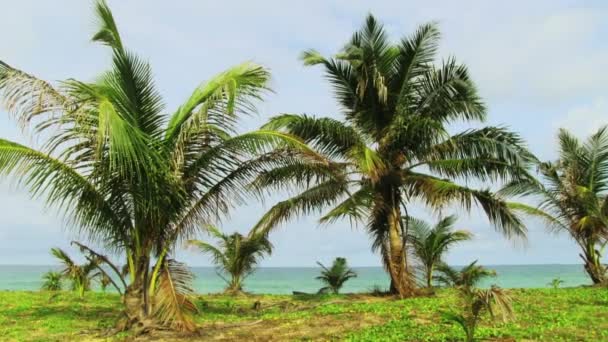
[0,263,587,268]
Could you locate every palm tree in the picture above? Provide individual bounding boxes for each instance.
[434,261,496,288]
[443,285,513,342]
[439,261,511,342]
[407,215,472,288]
[316,257,357,294]
[50,248,99,298]
[41,271,63,291]
[502,127,608,285]
[0,1,302,332]
[253,15,531,297]
[548,278,564,289]
[188,225,272,294]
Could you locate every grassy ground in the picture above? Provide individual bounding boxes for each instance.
[0,288,607,341]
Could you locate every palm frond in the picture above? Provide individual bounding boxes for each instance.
[154,259,198,332]
[252,179,349,234]
[166,62,270,145]
[92,0,123,50]
[0,139,128,245]
[0,61,69,131]
[404,174,526,239]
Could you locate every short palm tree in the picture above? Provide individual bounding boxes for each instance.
[439,261,512,342]
[41,271,63,291]
[502,127,608,285]
[548,278,564,289]
[316,257,357,294]
[188,226,273,294]
[444,285,513,342]
[50,248,99,298]
[407,215,472,288]
[253,15,531,297]
[0,0,300,332]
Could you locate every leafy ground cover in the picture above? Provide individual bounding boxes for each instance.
[0,288,606,341]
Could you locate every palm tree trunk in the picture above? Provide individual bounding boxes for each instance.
[386,205,415,298]
[120,253,154,332]
[426,265,433,288]
[580,248,606,285]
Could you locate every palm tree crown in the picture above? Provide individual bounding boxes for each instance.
[188,225,273,294]
[407,215,472,288]
[502,127,608,284]
[254,14,531,297]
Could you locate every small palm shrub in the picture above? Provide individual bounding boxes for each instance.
[50,247,100,298]
[549,278,564,289]
[188,225,272,294]
[316,257,357,294]
[41,271,63,291]
[407,215,472,288]
[440,262,513,342]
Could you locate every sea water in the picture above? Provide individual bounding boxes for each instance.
[0,264,591,294]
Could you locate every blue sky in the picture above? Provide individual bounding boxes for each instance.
[1,0,607,266]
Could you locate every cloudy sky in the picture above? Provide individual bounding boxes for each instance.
[1,0,607,267]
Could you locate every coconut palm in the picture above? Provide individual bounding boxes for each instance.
[0,0,302,332]
[50,248,99,298]
[407,215,473,288]
[316,257,357,294]
[253,15,531,297]
[188,225,272,294]
[41,271,63,291]
[502,127,608,285]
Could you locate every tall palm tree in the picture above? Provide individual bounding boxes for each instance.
[50,248,99,298]
[407,215,473,288]
[316,257,357,294]
[188,226,272,294]
[502,127,608,285]
[0,1,303,332]
[252,15,531,297]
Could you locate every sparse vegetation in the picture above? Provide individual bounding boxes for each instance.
[1,288,607,341]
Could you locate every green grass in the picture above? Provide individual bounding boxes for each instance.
[0,288,606,341]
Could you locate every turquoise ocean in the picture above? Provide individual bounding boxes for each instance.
[0,264,592,294]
